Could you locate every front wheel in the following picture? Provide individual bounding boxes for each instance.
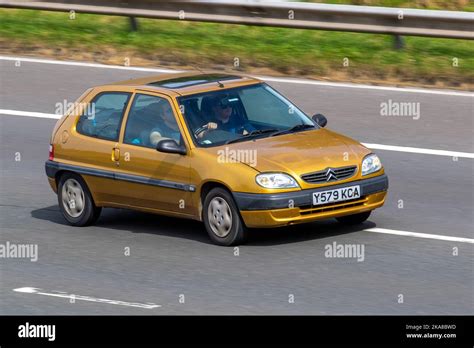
[203,188,248,246]
[336,211,371,225]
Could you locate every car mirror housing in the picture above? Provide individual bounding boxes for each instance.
[156,139,187,155]
[312,113,327,127]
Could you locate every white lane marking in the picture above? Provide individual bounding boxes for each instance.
[361,143,474,159]
[0,56,180,73]
[261,76,474,97]
[1,55,472,97]
[13,287,161,309]
[1,109,473,159]
[364,228,474,244]
[0,109,59,119]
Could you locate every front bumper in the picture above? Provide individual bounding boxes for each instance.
[234,174,388,228]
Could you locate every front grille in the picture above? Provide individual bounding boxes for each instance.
[301,165,357,184]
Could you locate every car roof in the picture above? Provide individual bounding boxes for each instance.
[108,72,261,96]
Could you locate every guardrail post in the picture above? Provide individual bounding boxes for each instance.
[393,35,405,50]
[129,16,139,31]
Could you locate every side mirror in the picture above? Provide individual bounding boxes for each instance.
[312,113,327,127]
[156,139,187,155]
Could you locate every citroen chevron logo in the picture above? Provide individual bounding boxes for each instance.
[325,168,337,181]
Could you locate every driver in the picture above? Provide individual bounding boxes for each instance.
[196,95,255,139]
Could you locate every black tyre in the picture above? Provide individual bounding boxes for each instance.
[57,172,102,226]
[336,211,371,225]
[203,188,248,246]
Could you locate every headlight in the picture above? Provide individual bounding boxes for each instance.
[256,173,299,189]
[361,154,382,176]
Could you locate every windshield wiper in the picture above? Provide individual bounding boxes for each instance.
[225,128,279,144]
[270,124,315,137]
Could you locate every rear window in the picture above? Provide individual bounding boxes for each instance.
[76,92,131,141]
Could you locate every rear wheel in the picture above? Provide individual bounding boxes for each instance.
[203,188,248,246]
[336,211,371,225]
[58,173,101,226]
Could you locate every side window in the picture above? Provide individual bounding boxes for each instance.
[124,94,182,149]
[76,92,131,141]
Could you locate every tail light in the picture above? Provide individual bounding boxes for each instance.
[49,144,54,161]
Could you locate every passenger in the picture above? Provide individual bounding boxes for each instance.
[131,102,181,147]
[148,102,181,146]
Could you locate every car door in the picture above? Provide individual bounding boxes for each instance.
[67,88,132,205]
[113,91,194,217]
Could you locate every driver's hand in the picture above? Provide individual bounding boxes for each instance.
[207,122,218,130]
[197,122,218,138]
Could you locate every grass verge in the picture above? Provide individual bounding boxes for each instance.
[0,9,473,89]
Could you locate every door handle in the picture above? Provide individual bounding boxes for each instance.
[111,147,120,163]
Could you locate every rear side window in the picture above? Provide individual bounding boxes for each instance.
[76,92,131,141]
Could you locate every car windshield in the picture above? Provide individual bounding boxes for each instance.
[177,83,315,147]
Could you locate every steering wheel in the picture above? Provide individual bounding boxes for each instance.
[194,124,210,138]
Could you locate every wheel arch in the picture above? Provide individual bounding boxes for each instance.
[199,180,248,228]
[199,180,235,220]
[54,170,100,206]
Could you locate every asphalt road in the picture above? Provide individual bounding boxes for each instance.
[0,58,473,315]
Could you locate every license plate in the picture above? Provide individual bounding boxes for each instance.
[312,185,361,206]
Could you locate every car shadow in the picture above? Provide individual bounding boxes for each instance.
[31,205,212,245]
[248,220,376,246]
[31,206,376,246]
